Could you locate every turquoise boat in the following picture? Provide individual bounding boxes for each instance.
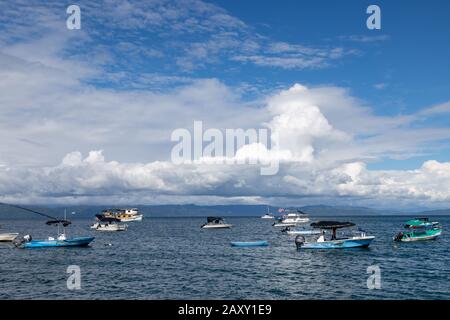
[23,236,95,248]
[295,221,375,249]
[393,217,442,242]
[231,241,269,247]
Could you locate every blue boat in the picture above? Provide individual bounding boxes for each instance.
[295,221,374,249]
[23,236,95,248]
[230,241,269,247]
[9,208,96,249]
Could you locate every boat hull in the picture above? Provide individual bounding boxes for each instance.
[298,236,375,249]
[395,229,442,242]
[231,241,269,247]
[201,224,232,229]
[273,222,297,228]
[23,236,95,248]
[117,215,143,222]
[0,233,19,242]
[91,223,127,232]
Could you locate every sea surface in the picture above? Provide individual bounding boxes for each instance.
[1,216,449,299]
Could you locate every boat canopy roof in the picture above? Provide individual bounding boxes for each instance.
[404,219,436,228]
[46,219,72,227]
[95,214,121,223]
[310,221,355,229]
[207,217,223,223]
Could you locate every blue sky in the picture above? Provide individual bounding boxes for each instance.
[0,0,450,208]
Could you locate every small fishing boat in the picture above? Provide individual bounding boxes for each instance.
[272,210,310,227]
[91,215,128,232]
[21,235,95,248]
[295,221,375,249]
[13,210,94,249]
[231,241,269,247]
[0,232,19,242]
[201,217,232,229]
[393,217,442,242]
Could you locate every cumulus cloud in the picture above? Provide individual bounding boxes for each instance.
[1,82,450,208]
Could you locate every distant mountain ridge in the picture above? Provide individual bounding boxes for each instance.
[1,203,449,219]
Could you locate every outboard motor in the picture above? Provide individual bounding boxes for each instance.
[295,235,305,249]
[393,232,403,242]
[13,234,32,247]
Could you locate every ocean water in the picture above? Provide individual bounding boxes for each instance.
[1,216,449,300]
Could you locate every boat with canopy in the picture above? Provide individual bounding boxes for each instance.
[294,221,375,249]
[393,217,442,242]
[91,215,128,232]
[201,217,232,229]
[0,203,94,248]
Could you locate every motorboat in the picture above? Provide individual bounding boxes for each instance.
[393,217,442,242]
[0,232,19,242]
[14,210,95,248]
[272,210,310,227]
[231,241,269,247]
[101,208,143,222]
[295,221,375,249]
[201,217,232,229]
[91,215,128,232]
[21,235,95,248]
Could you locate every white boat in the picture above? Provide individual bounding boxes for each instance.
[201,217,233,229]
[295,221,375,249]
[91,215,128,231]
[91,222,128,232]
[272,210,310,227]
[0,232,19,242]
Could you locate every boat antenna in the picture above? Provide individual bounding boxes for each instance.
[0,202,66,222]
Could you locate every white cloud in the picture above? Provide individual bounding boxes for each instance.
[1,81,450,207]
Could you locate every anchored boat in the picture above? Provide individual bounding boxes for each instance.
[7,207,95,249]
[393,217,442,242]
[295,221,375,249]
[201,217,232,229]
[272,210,310,227]
[20,235,95,248]
[91,215,128,232]
[0,232,19,242]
